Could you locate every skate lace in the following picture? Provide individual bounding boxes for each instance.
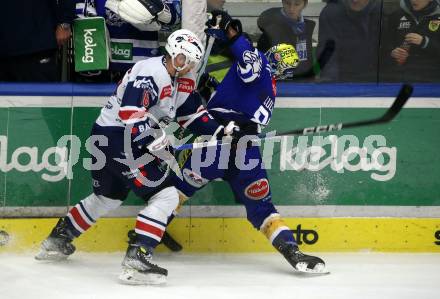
[294,250,305,258]
[136,247,166,269]
[137,248,161,269]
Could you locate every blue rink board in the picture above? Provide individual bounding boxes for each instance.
[1,82,440,97]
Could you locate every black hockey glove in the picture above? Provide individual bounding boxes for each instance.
[205,10,242,42]
[197,72,219,102]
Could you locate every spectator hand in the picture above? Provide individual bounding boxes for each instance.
[405,33,424,46]
[391,47,409,65]
[56,24,71,47]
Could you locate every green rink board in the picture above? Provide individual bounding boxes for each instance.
[0,106,439,208]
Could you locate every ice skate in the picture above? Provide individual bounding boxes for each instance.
[119,244,168,285]
[35,218,76,261]
[128,229,183,252]
[273,238,329,274]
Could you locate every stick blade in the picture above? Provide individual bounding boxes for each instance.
[381,83,413,121]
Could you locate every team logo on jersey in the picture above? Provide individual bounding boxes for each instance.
[160,85,172,99]
[244,179,270,200]
[177,78,195,93]
[133,76,159,101]
[182,168,209,188]
[429,20,440,32]
[242,49,262,75]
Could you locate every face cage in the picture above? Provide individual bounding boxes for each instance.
[274,62,294,80]
[172,52,199,72]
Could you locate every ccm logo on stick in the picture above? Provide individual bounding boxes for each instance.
[303,123,343,135]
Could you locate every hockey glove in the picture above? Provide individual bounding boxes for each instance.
[211,121,243,142]
[205,10,242,42]
[197,73,219,102]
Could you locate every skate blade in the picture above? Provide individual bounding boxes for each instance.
[118,268,167,285]
[35,250,69,261]
[295,262,330,275]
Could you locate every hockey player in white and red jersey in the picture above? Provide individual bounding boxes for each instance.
[35,29,235,285]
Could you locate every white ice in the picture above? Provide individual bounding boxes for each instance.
[1,252,439,299]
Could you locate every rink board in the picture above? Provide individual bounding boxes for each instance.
[0,84,439,253]
[0,91,440,211]
[1,217,439,253]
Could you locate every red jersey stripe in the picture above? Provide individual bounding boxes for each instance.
[118,109,146,121]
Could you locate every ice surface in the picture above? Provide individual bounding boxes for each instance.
[1,252,439,299]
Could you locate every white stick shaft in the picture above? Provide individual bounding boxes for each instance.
[196,36,215,85]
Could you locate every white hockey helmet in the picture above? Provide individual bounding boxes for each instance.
[165,29,205,71]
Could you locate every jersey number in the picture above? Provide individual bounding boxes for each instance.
[253,106,270,125]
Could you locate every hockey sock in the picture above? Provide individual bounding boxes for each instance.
[167,191,188,225]
[66,202,96,237]
[260,213,297,246]
[66,193,123,237]
[135,214,167,248]
[134,187,179,248]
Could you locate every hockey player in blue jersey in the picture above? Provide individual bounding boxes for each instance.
[35,29,235,284]
[170,10,327,274]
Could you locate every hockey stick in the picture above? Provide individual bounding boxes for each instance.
[175,84,413,151]
[196,14,221,85]
[290,39,335,80]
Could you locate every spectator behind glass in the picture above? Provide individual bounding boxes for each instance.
[316,0,382,82]
[0,0,75,82]
[208,0,226,11]
[75,0,181,83]
[257,0,315,81]
[380,0,440,82]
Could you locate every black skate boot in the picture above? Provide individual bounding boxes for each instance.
[128,229,183,252]
[273,238,328,274]
[35,218,76,261]
[119,243,168,285]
